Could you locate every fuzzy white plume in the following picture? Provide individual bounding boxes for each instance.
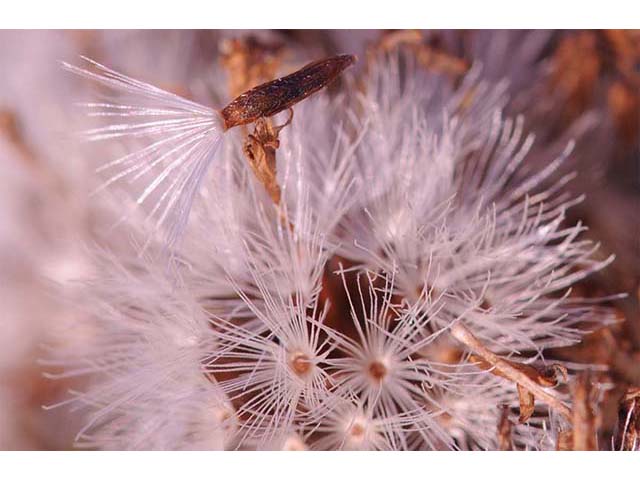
[63,57,225,251]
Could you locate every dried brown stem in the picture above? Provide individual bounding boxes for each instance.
[450,322,572,421]
[571,371,597,450]
[616,387,640,450]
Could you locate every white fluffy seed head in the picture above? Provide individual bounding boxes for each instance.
[51,52,617,451]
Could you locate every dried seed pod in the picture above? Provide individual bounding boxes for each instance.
[220,54,356,130]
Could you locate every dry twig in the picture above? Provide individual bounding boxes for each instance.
[450,323,571,422]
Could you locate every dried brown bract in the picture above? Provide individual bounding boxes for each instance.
[571,371,598,450]
[373,29,424,53]
[219,36,286,99]
[221,54,356,130]
[219,49,355,213]
[556,430,574,451]
[366,30,469,80]
[550,31,601,120]
[414,43,469,79]
[550,30,640,143]
[242,109,293,206]
[615,387,640,450]
[608,80,640,145]
[600,30,640,83]
[497,405,513,451]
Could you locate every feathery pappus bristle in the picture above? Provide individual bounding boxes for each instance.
[63,57,225,252]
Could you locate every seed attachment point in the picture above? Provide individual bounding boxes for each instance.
[289,352,313,377]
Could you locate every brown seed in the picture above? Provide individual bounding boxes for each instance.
[220,54,357,130]
[290,352,313,377]
[368,360,388,382]
[349,422,365,439]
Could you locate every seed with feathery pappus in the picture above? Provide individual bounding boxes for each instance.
[220,54,357,130]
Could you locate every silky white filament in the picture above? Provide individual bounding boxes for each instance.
[63,57,225,252]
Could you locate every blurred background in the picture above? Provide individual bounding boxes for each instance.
[0,29,638,449]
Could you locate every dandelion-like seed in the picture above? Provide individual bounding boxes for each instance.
[50,43,618,451]
[63,54,355,252]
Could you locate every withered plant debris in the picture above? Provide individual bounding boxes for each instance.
[556,430,574,451]
[242,109,293,206]
[550,29,640,144]
[615,387,640,450]
[219,41,355,214]
[19,29,638,451]
[367,30,469,80]
[471,353,569,422]
[497,405,513,451]
[219,48,355,213]
[451,323,571,422]
[219,36,286,99]
[550,31,602,121]
[607,80,640,145]
[571,371,598,450]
